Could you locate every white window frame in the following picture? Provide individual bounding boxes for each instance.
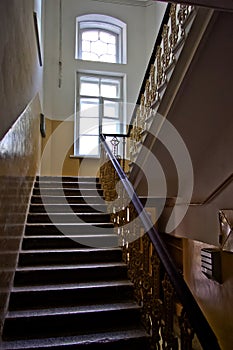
[74,72,126,158]
[75,14,127,64]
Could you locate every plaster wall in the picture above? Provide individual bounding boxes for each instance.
[183,239,233,350]
[0,95,42,337]
[41,0,166,175]
[134,10,233,246]
[0,0,43,140]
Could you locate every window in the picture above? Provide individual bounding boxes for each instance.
[74,73,125,157]
[75,14,127,64]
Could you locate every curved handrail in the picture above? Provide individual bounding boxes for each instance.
[100,133,221,350]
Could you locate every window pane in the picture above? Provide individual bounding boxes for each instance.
[79,135,99,156]
[91,40,107,57]
[104,101,119,119]
[82,40,91,52]
[80,81,99,96]
[82,52,99,61]
[80,98,99,117]
[80,118,99,135]
[82,30,98,41]
[102,119,120,134]
[100,31,116,44]
[101,83,118,98]
[100,54,116,63]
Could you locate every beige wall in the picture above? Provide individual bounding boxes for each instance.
[0,0,43,140]
[0,95,42,336]
[41,118,102,176]
[183,239,233,350]
[41,118,79,176]
[0,0,43,337]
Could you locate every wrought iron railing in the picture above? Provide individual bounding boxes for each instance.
[129,3,196,164]
[100,4,197,170]
[100,134,221,350]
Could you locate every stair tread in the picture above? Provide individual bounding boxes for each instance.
[26,223,113,226]
[32,195,103,198]
[7,302,140,318]
[1,328,149,349]
[20,248,121,253]
[23,234,118,238]
[12,280,133,292]
[28,213,109,216]
[16,262,126,271]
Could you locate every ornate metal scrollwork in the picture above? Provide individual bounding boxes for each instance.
[179,309,194,350]
[149,64,157,103]
[156,46,164,87]
[161,273,179,349]
[162,25,171,70]
[178,4,189,37]
[169,3,179,50]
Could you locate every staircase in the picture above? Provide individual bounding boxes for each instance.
[2,176,150,349]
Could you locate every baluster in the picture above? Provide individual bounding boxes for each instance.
[128,238,143,305]
[177,4,189,37]
[139,93,145,131]
[150,248,163,349]
[149,64,157,104]
[156,46,163,87]
[169,4,179,52]
[179,309,194,350]
[162,25,171,71]
[161,273,178,350]
[141,234,153,333]
[110,136,120,157]
[145,79,150,108]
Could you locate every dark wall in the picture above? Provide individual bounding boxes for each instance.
[0,0,42,140]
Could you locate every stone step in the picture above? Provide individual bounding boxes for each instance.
[34,181,102,189]
[18,248,122,266]
[14,262,128,286]
[25,223,114,236]
[8,280,134,311]
[27,213,111,224]
[29,203,107,213]
[36,176,100,183]
[22,235,119,250]
[33,188,104,197]
[3,303,142,340]
[31,195,105,204]
[1,328,150,349]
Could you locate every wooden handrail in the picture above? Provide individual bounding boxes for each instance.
[100,133,221,350]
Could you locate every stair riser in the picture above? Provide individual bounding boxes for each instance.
[14,266,128,286]
[29,204,107,213]
[25,224,114,236]
[31,196,105,204]
[34,182,101,189]
[33,188,104,196]
[19,250,122,266]
[36,176,99,183]
[9,285,134,311]
[1,337,150,350]
[27,213,111,224]
[22,236,119,250]
[3,308,141,340]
